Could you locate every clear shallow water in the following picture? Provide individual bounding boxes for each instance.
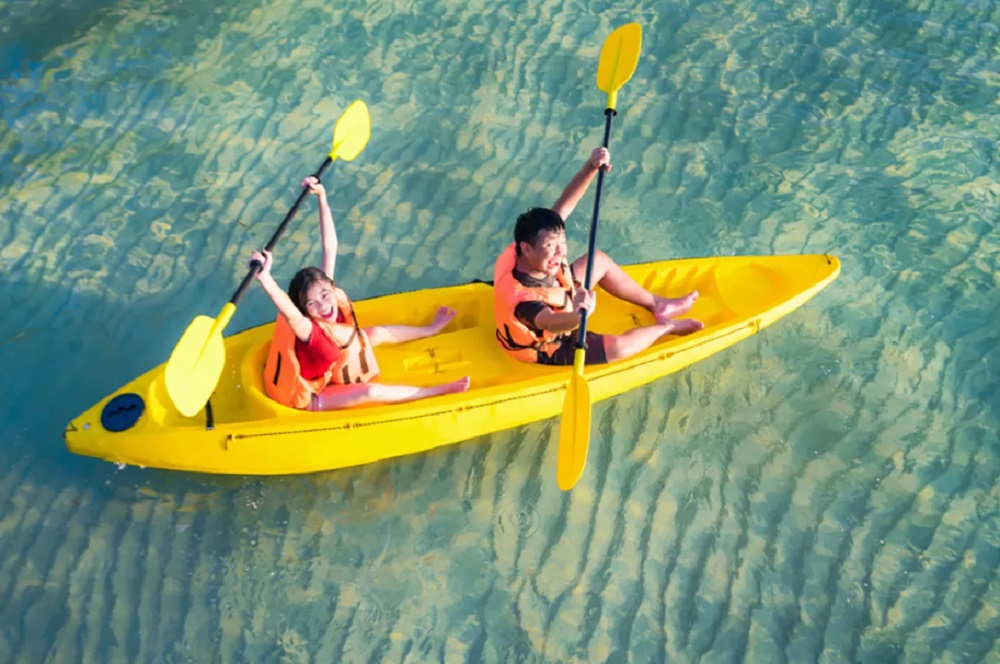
[2,0,999,661]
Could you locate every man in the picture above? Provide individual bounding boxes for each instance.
[493,147,703,366]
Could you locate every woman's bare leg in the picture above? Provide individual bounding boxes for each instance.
[365,306,457,346]
[570,250,699,323]
[309,376,471,411]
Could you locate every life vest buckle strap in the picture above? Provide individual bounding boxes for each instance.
[496,325,539,352]
[272,353,282,386]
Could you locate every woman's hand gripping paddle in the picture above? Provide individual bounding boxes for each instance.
[557,24,642,491]
[164,100,372,417]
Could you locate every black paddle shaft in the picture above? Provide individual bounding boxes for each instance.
[576,108,615,350]
[230,156,333,306]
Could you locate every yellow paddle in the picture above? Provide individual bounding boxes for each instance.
[164,100,372,417]
[557,24,642,491]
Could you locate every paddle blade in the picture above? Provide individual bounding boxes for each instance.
[596,23,642,111]
[557,354,592,491]
[330,100,371,162]
[164,304,236,417]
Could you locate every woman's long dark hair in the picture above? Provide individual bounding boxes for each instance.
[287,267,335,316]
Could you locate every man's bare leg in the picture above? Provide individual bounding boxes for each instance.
[603,319,704,363]
[570,250,699,323]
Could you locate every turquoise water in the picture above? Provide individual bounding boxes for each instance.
[2,0,1000,660]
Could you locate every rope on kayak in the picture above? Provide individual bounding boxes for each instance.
[571,320,759,382]
[230,322,759,441]
[229,385,567,440]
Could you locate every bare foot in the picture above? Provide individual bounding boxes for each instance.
[436,376,471,396]
[427,306,457,335]
[652,291,699,323]
[667,318,704,336]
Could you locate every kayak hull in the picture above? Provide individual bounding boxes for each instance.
[65,254,840,475]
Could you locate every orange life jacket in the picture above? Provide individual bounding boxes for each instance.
[263,288,380,409]
[493,242,575,362]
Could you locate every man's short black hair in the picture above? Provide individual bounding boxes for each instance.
[514,208,565,256]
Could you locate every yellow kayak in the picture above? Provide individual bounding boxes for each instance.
[64,254,840,475]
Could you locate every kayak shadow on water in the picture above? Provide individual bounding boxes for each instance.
[0,274,227,492]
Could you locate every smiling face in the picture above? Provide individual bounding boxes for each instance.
[518,228,568,278]
[288,267,340,321]
[303,281,339,321]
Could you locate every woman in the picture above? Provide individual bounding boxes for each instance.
[251,176,470,411]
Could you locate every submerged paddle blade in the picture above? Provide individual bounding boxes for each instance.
[165,304,236,417]
[596,23,642,111]
[330,100,371,162]
[557,352,591,491]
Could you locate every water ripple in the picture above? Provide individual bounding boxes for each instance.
[3,0,1000,661]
